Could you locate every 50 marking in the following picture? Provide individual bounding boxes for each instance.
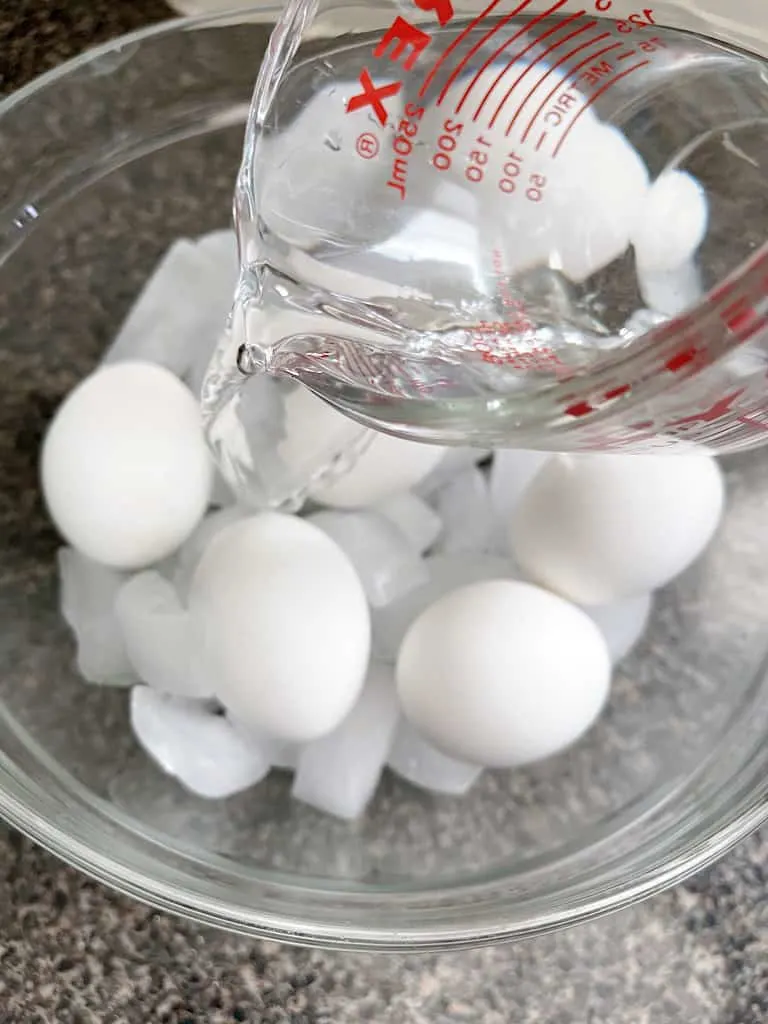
[431,120,546,201]
[499,152,547,202]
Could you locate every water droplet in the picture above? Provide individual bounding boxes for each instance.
[237,344,266,376]
[12,204,39,230]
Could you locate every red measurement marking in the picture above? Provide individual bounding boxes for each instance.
[552,60,650,156]
[665,346,700,372]
[508,29,610,136]
[488,16,595,130]
[737,411,768,433]
[604,384,631,400]
[723,303,757,334]
[565,400,594,418]
[520,40,621,141]
[462,0,571,122]
[419,0,513,97]
[709,280,733,303]
[615,49,637,60]
[438,0,534,108]
[741,311,768,335]
[476,344,567,371]
[667,389,746,428]
[537,130,548,149]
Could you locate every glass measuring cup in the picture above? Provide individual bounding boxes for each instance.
[202,0,768,508]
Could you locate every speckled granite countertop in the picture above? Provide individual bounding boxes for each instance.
[0,4,767,1022]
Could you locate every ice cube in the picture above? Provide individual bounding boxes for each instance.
[195,228,239,283]
[209,470,237,509]
[388,719,482,795]
[584,592,653,665]
[431,467,495,555]
[372,552,519,661]
[292,663,399,819]
[632,171,708,318]
[373,492,442,554]
[115,571,211,698]
[130,686,270,799]
[185,230,240,396]
[236,373,286,447]
[173,505,250,600]
[57,548,136,685]
[638,261,704,318]
[269,743,300,772]
[104,236,235,381]
[228,717,300,772]
[489,449,550,518]
[186,332,219,403]
[488,449,550,555]
[307,509,429,608]
[415,447,492,496]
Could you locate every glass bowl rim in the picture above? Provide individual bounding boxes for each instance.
[0,6,767,950]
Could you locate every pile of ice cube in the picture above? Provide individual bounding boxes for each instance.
[42,231,725,820]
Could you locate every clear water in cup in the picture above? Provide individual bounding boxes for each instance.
[202,9,768,507]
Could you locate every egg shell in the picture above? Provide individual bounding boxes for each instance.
[396,579,611,768]
[188,512,371,742]
[632,170,709,272]
[42,362,213,570]
[550,123,650,283]
[510,453,724,605]
[308,428,446,509]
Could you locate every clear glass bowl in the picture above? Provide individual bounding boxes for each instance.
[0,10,766,951]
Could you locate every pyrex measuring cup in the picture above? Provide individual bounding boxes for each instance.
[202,0,768,508]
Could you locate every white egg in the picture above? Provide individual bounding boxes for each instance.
[637,260,704,318]
[632,170,709,273]
[308,426,446,509]
[549,123,650,283]
[510,453,724,605]
[396,580,611,768]
[274,385,371,504]
[188,512,371,742]
[42,362,213,570]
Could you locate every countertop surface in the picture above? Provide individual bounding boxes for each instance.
[1,4,767,1023]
